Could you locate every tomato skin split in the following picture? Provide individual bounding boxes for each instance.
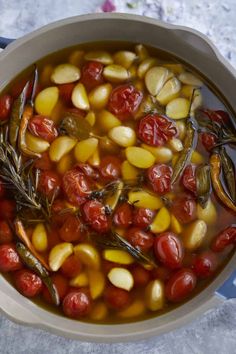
[62,168,91,206]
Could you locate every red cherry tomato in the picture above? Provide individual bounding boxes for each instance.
[201,109,229,124]
[193,251,218,278]
[211,226,236,252]
[61,255,82,278]
[0,179,5,198]
[58,83,75,104]
[104,285,131,310]
[102,260,120,274]
[34,152,53,171]
[131,265,151,287]
[182,164,196,194]
[171,195,197,224]
[81,61,104,90]
[165,268,196,302]
[154,232,184,269]
[28,115,58,143]
[113,203,133,228]
[138,114,177,146]
[63,290,92,318]
[108,84,143,120]
[47,228,61,249]
[0,244,22,272]
[38,170,61,199]
[63,168,91,206]
[147,164,172,195]
[201,132,217,152]
[0,221,13,244]
[0,200,16,220]
[126,227,154,252]
[42,273,69,303]
[82,200,110,233]
[76,163,99,180]
[99,156,121,181]
[14,269,42,297]
[0,94,13,121]
[151,266,172,282]
[133,208,155,228]
[59,214,83,242]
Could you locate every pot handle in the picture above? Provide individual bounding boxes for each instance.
[0,37,15,49]
[215,270,236,299]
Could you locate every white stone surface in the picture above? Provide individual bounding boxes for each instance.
[0,1,235,353]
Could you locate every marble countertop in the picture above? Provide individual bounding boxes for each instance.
[0,0,236,353]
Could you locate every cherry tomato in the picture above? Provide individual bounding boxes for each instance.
[76,163,99,180]
[211,226,236,252]
[58,83,75,104]
[82,200,110,233]
[154,232,184,269]
[47,228,61,249]
[147,164,172,195]
[65,107,86,117]
[108,84,143,120]
[59,214,84,242]
[38,170,61,199]
[14,269,42,297]
[201,109,229,124]
[61,254,82,278]
[104,285,131,310]
[151,266,172,282]
[133,208,155,228]
[63,290,92,318]
[28,115,58,143]
[193,251,218,278]
[0,94,13,121]
[0,244,22,272]
[42,273,69,303]
[34,152,53,171]
[0,221,13,244]
[80,61,104,90]
[102,260,120,274]
[201,132,217,152]
[171,195,197,224]
[0,200,16,220]
[182,164,196,194]
[0,179,5,198]
[126,227,154,252]
[113,203,133,228]
[165,268,196,302]
[131,265,151,287]
[51,200,70,227]
[63,168,91,206]
[138,114,177,146]
[99,156,121,181]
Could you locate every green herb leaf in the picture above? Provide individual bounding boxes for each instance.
[196,164,211,208]
[219,147,236,202]
[60,113,92,140]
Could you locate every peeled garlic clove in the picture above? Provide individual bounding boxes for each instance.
[35,87,59,116]
[88,83,112,110]
[85,111,96,126]
[108,126,136,147]
[135,44,149,61]
[181,85,196,98]
[128,190,163,210]
[156,77,181,105]
[105,180,124,211]
[137,58,158,79]
[141,144,173,163]
[168,138,183,152]
[118,300,145,318]
[25,131,50,154]
[32,223,48,252]
[150,207,171,233]
[128,65,138,80]
[179,72,203,87]
[191,150,205,164]
[113,51,136,69]
[103,249,134,265]
[88,270,105,299]
[72,83,90,110]
[69,272,89,287]
[163,63,184,74]
[74,243,101,270]
[166,97,190,119]
[103,64,129,83]
[68,50,84,66]
[182,220,207,250]
[51,63,80,84]
[126,146,155,169]
[84,50,113,65]
[40,64,54,87]
[145,66,169,96]
[74,137,98,163]
[88,148,100,167]
[90,302,108,321]
[190,89,203,113]
[97,110,121,133]
[176,121,186,141]
[49,242,73,271]
[108,267,134,291]
[121,160,140,183]
[145,280,165,311]
[197,199,217,225]
[49,136,77,162]
[57,153,73,175]
[170,214,183,234]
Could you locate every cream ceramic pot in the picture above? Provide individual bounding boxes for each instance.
[0,13,235,343]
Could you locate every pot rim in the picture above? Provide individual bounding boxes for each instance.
[0,12,235,342]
